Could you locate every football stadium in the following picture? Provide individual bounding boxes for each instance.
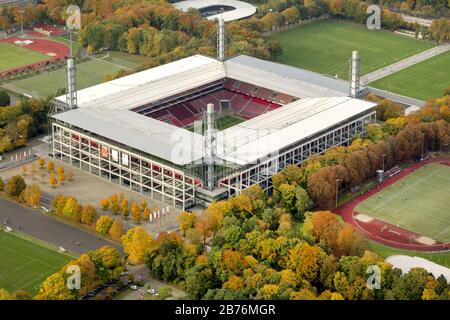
[49,21,377,210]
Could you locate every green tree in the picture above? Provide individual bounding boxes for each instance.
[0,89,10,107]
[96,215,113,235]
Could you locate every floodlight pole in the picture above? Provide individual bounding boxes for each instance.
[217,17,225,61]
[382,153,386,171]
[204,103,217,190]
[335,178,340,209]
[19,10,24,37]
[349,51,360,98]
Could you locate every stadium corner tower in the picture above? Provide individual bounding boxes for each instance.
[49,20,377,210]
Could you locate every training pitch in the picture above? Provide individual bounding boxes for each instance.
[0,43,49,72]
[0,229,72,294]
[267,19,433,79]
[371,51,450,100]
[355,163,450,243]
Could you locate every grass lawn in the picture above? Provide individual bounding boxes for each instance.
[355,163,450,243]
[216,114,245,130]
[100,51,151,69]
[0,228,73,294]
[267,19,433,79]
[2,58,122,98]
[370,51,450,100]
[0,43,50,72]
[369,241,450,268]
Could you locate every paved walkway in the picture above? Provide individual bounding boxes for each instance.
[367,87,425,108]
[361,44,450,85]
[0,197,123,255]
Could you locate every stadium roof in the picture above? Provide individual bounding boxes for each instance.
[216,97,376,165]
[172,0,256,22]
[53,54,375,166]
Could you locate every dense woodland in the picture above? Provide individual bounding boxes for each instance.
[0,91,448,300]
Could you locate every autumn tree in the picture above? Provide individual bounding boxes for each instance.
[120,199,129,220]
[21,184,41,208]
[81,205,97,225]
[143,207,150,221]
[47,160,54,172]
[121,226,153,264]
[57,166,65,184]
[109,218,124,239]
[177,211,197,236]
[100,198,109,210]
[96,215,113,235]
[131,202,142,224]
[6,175,26,197]
[38,158,45,168]
[49,173,57,188]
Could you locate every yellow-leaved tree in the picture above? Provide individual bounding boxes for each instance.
[121,227,153,265]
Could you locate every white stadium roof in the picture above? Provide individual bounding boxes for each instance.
[53,54,376,166]
[173,0,256,22]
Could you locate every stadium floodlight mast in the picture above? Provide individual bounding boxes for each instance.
[335,178,341,208]
[18,9,24,38]
[382,153,386,171]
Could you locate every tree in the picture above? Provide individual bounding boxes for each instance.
[21,164,27,175]
[0,289,14,300]
[143,207,151,221]
[47,160,54,172]
[185,263,217,299]
[111,200,119,215]
[177,211,197,235]
[131,203,142,224]
[81,205,97,225]
[392,268,429,300]
[302,211,343,253]
[96,215,113,235]
[34,272,77,300]
[22,184,41,208]
[336,224,368,257]
[6,175,26,197]
[109,218,124,239]
[57,166,65,184]
[0,89,10,107]
[100,198,110,210]
[120,199,129,219]
[287,242,326,283]
[49,173,57,187]
[38,158,45,168]
[62,197,82,222]
[0,176,4,191]
[121,226,153,265]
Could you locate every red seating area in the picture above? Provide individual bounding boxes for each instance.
[145,84,284,128]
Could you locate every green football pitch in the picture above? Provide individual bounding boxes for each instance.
[267,19,433,79]
[216,114,245,130]
[355,163,450,243]
[0,42,49,72]
[2,58,123,98]
[0,229,72,294]
[371,51,450,101]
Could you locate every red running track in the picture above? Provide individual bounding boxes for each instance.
[0,37,69,77]
[334,158,450,252]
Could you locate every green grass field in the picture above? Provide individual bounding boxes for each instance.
[0,229,72,294]
[216,114,245,130]
[371,51,450,101]
[2,58,123,98]
[0,43,49,72]
[267,20,433,79]
[356,163,450,243]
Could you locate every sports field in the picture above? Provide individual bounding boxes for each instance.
[217,114,245,130]
[267,19,433,79]
[0,43,49,72]
[355,163,450,243]
[2,58,123,98]
[0,229,72,294]
[371,51,450,100]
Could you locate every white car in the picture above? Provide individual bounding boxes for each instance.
[130,285,138,290]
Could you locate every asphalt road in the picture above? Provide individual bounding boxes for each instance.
[0,197,123,255]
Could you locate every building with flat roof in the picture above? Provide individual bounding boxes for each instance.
[50,30,376,210]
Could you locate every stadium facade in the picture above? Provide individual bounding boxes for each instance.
[50,32,377,210]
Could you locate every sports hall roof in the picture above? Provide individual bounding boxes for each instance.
[53,54,375,166]
[172,0,257,22]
